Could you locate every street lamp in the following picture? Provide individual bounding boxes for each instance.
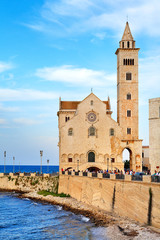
[40,150,43,174]
[77,159,79,171]
[13,157,15,173]
[4,151,6,173]
[47,159,49,173]
[107,158,109,172]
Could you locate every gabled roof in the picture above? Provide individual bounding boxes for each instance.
[121,22,134,41]
[59,93,111,110]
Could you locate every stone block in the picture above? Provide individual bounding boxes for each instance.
[110,174,116,180]
[20,173,24,177]
[143,175,151,183]
[31,173,36,177]
[98,173,102,178]
[43,174,49,177]
[0,173,4,177]
[125,175,132,181]
[79,172,83,177]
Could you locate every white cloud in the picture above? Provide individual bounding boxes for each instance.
[0,104,19,112]
[35,65,116,86]
[0,119,7,124]
[13,118,42,125]
[24,0,160,38]
[0,62,13,73]
[0,88,59,101]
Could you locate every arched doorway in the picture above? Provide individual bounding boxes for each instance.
[122,148,132,171]
[88,152,95,162]
[87,167,101,172]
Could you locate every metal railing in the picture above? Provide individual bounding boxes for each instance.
[132,175,142,181]
[83,172,88,176]
[116,174,125,180]
[102,173,110,178]
[92,172,97,178]
[151,175,160,183]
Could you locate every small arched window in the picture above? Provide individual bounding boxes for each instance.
[91,100,93,106]
[128,59,130,65]
[126,59,128,65]
[122,42,124,48]
[89,126,96,136]
[110,128,114,136]
[127,41,130,48]
[88,152,95,162]
[68,128,73,136]
[127,93,131,100]
[123,59,125,65]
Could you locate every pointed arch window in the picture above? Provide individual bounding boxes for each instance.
[89,126,96,136]
[127,41,130,48]
[68,128,73,136]
[122,42,124,48]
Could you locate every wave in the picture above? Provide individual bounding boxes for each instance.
[81,216,90,222]
[56,205,62,211]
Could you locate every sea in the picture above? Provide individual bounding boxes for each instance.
[0,192,108,240]
[0,166,108,239]
[0,165,59,174]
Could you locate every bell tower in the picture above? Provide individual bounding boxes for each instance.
[115,22,140,140]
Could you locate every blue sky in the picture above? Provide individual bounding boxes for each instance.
[0,0,160,166]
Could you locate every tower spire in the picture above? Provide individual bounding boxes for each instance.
[121,21,133,41]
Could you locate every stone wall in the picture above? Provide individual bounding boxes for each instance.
[0,173,59,193]
[59,174,160,228]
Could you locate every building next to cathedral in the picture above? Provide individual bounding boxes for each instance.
[57,22,142,172]
[149,98,160,174]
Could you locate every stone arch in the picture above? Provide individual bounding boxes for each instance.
[74,154,79,163]
[98,154,104,163]
[122,147,133,170]
[80,154,85,163]
[61,154,67,163]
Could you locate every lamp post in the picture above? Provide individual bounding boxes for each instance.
[4,151,6,173]
[40,150,43,174]
[13,157,15,173]
[111,158,113,172]
[107,158,109,172]
[77,159,79,171]
[47,159,49,173]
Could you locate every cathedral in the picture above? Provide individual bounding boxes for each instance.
[57,22,142,172]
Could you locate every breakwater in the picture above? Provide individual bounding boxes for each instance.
[0,173,58,193]
[58,172,160,229]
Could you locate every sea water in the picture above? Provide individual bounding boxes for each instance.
[0,192,108,240]
[0,165,59,174]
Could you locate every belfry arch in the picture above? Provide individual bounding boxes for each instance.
[122,148,132,171]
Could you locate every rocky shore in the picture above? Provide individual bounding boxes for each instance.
[19,191,160,240]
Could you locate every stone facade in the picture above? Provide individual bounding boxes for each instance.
[149,98,160,174]
[57,22,142,172]
[142,146,150,170]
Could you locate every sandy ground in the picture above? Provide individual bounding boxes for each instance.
[20,191,160,240]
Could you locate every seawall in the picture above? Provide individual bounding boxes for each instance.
[58,173,160,229]
[0,173,58,193]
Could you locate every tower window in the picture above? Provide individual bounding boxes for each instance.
[122,42,124,48]
[127,128,131,134]
[126,73,132,80]
[68,128,73,136]
[127,41,130,48]
[111,158,115,163]
[91,100,93,105]
[89,126,96,136]
[110,128,114,136]
[123,59,125,65]
[127,93,131,100]
[127,110,131,117]
[65,116,70,122]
